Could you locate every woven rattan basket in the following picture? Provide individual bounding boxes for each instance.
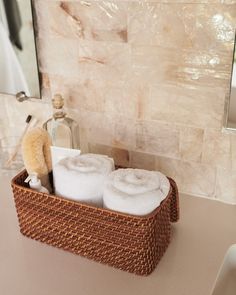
[11,169,179,276]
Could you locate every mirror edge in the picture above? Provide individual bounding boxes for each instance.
[223,31,236,132]
[30,0,41,99]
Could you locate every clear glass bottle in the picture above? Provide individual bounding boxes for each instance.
[43,94,80,149]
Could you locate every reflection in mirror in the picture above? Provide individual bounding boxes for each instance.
[226,35,236,130]
[0,0,40,98]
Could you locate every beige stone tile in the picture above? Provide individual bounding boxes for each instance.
[128,3,236,50]
[35,1,128,42]
[180,127,204,162]
[37,0,236,3]
[69,80,106,112]
[129,151,156,171]
[31,0,236,205]
[37,37,79,77]
[155,156,216,198]
[215,167,236,204]
[45,74,86,104]
[131,45,233,89]
[202,129,231,169]
[78,40,131,84]
[129,3,187,48]
[48,74,106,112]
[113,117,136,149]
[33,0,50,39]
[81,112,136,150]
[34,1,81,39]
[136,121,180,158]
[104,82,137,120]
[77,112,137,152]
[104,80,149,120]
[223,0,236,3]
[40,73,52,100]
[40,73,51,91]
[80,111,115,146]
[142,84,225,129]
[47,74,79,101]
[230,133,236,172]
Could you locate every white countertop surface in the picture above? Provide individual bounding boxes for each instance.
[1,172,236,295]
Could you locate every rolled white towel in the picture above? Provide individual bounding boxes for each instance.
[53,153,114,206]
[103,168,170,216]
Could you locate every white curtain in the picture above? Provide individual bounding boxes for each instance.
[0,0,8,33]
[0,21,29,95]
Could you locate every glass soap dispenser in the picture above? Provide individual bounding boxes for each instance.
[43,94,80,149]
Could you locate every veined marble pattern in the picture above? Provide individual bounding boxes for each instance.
[35,0,128,41]
[142,84,226,128]
[131,46,233,89]
[35,0,236,200]
[35,0,236,4]
[1,0,233,202]
[136,120,180,158]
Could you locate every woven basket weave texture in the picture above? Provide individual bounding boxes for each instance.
[11,170,179,276]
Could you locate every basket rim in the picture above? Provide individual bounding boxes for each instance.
[11,169,174,221]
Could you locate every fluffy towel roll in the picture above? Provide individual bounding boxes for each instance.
[103,168,170,216]
[53,153,114,206]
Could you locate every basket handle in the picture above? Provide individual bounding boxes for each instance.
[168,178,180,223]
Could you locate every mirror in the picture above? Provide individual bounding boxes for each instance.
[225,34,236,130]
[0,0,40,98]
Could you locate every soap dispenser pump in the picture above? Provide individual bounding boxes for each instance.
[25,173,49,194]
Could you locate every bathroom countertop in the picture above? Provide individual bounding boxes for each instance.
[1,173,236,295]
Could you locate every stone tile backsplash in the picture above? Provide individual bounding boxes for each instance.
[1,0,236,203]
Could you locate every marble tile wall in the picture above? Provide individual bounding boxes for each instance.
[34,0,236,203]
[1,0,236,203]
